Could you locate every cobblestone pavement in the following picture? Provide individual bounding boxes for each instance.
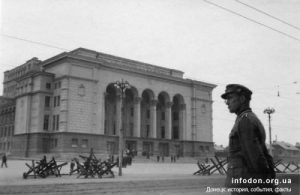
[0,176,227,195]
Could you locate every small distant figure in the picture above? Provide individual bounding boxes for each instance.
[70,158,75,174]
[1,154,7,168]
[40,155,47,166]
[156,155,160,162]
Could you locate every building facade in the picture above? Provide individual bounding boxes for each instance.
[0,97,15,154]
[1,48,216,158]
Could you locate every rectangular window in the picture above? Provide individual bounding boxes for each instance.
[57,96,60,107]
[46,83,51,89]
[147,109,150,119]
[72,138,78,147]
[113,122,116,135]
[146,125,150,137]
[44,115,50,130]
[52,115,56,130]
[45,96,51,108]
[130,123,134,136]
[56,115,59,130]
[53,96,56,107]
[173,126,179,139]
[161,126,165,139]
[81,139,88,148]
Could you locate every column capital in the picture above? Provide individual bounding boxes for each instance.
[116,94,122,101]
[150,100,158,106]
[134,97,142,104]
[166,102,173,108]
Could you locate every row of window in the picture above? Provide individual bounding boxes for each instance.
[3,85,16,93]
[43,114,60,131]
[45,96,61,108]
[0,107,15,114]
[46,81,61,90]
[199,145,211,152]
[0,141,11,151]
[71,138,88,148]
[0,114,15,124]
[50,138,58,149]
[0,126,14,137]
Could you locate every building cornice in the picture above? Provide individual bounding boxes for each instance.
[40,48,216,90]
[56,75,98,83]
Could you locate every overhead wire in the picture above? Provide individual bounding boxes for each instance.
[1,33,69,51]
[235,0,300,31]
[202,0,300,42]
[2,33,299,104]
[1,30,299,129]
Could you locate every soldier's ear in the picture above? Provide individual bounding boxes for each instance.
[239,95,246,103]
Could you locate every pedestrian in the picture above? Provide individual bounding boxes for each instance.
[40,155,47,166]
[157,155,160,162]
[70,158,75,175]
[221,84,279,195]
[1,154,7,168]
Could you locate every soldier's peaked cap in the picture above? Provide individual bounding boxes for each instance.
[221,84,252,99]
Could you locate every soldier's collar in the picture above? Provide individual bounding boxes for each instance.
[237,108,252,118]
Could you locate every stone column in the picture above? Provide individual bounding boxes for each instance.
[166,102,173,139]
[133,97,141,137]
[150,100,158,138]
[179,104,186,140]
[102,92,108,135]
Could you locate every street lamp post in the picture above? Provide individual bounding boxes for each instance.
[114,79,130,176]
[263,107,275,156]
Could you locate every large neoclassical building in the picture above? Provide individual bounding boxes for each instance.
[0,48,216,158]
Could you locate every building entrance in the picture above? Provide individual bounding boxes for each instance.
[159,142,169,156]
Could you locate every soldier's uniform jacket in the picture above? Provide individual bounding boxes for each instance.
[225,108,275,188]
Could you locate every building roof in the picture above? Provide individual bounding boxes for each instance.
[41,47,217,89]
[273,141,300,151]
[214,145,225,151]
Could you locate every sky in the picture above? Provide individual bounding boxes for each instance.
[0,0,299,146]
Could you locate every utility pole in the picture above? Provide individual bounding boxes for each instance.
[263,107,275,156]
[114,79,130,176]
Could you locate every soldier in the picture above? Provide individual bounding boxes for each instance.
[221,84,278,195]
